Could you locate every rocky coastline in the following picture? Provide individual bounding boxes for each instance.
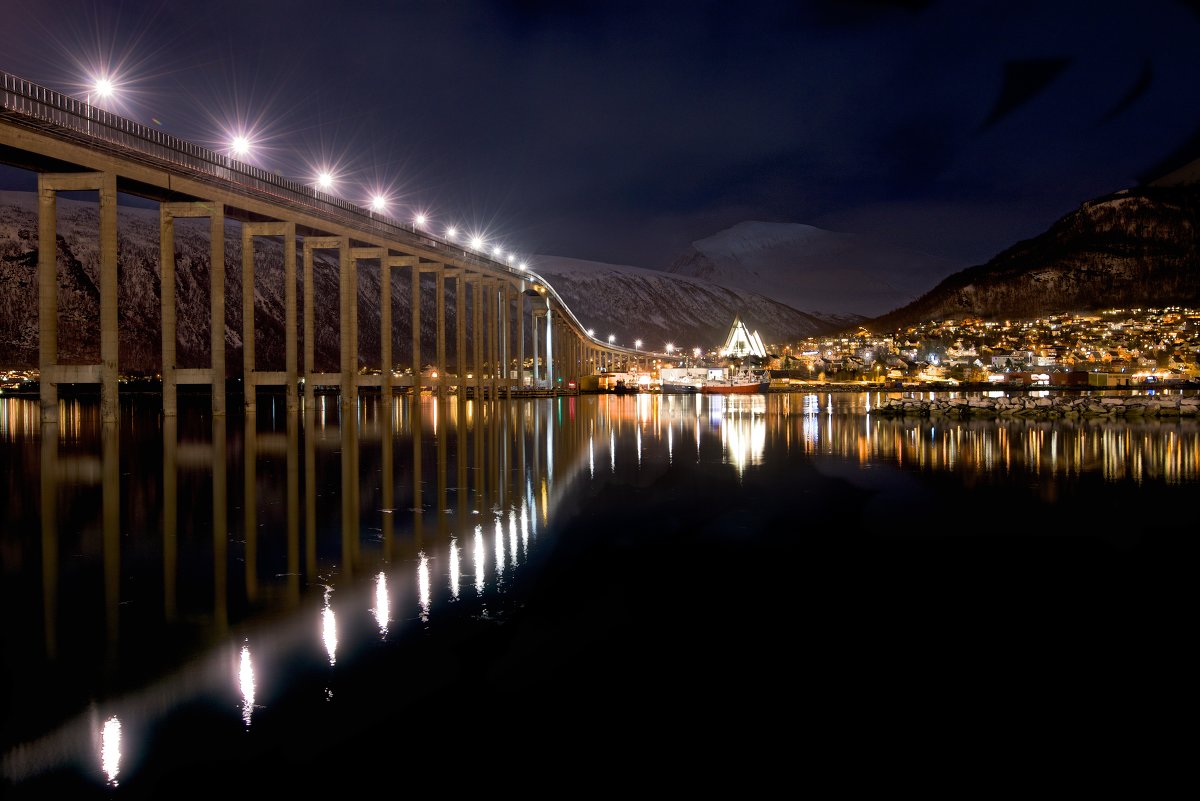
[873,393,1200,418]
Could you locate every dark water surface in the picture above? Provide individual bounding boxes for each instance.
[0,390,1186,795]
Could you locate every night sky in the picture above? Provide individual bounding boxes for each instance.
[4,0,1200,274]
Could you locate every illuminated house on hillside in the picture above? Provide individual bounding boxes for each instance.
[719,315,767,359]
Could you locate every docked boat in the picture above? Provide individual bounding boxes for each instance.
[700,369,769,394]
[658,367,705,393]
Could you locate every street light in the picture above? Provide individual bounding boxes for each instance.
[634,339,642,350]
[86,76,115,135]
[665,343,675,355]
[608,334,616,344]
[231,135,251,158]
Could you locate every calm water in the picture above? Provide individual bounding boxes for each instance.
[0,390,1187,795]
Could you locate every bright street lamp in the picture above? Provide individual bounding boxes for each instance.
[634,339,642,350]
[316,171,334,191]
[230,135,251,158]
[85,76,115,135]
[665,343,675,355]
[608,334,616,344]
[370,195,388,213]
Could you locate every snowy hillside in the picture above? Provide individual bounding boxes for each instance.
[530,255,855,353]
[666,221,957,318]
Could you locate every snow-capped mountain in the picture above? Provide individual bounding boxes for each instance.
[529,255,855,354]
[665,221,958,318]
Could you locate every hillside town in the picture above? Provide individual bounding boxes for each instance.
[767,307,1200,388]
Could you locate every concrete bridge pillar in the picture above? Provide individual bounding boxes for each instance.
[544,301,554,390]
[435,265,446,398]
[37,172,119,423]
[160,201,226,417]
[455,270,466,399]
[302,238,346,408]
[531,308,544,388]
[411,259,422,387]
[516,282,525,388]
[471,274,483,396]
[241,221,297,413]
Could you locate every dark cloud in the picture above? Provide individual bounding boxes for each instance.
[1101,60,1153,123]
[980,58,1073,130]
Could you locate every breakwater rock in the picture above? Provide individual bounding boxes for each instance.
[873,394,1200,419]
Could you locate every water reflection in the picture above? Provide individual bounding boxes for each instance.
[1,389,1197,792]
[239,643,255,728]
[100,715,120,786]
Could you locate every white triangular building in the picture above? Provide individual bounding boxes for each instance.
[719,314,766,359]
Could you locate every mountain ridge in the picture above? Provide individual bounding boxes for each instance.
[865,184,1200,331]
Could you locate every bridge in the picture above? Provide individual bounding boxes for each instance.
[1,70,648,423]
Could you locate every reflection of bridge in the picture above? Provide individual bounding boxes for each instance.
[1,71,644,423]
